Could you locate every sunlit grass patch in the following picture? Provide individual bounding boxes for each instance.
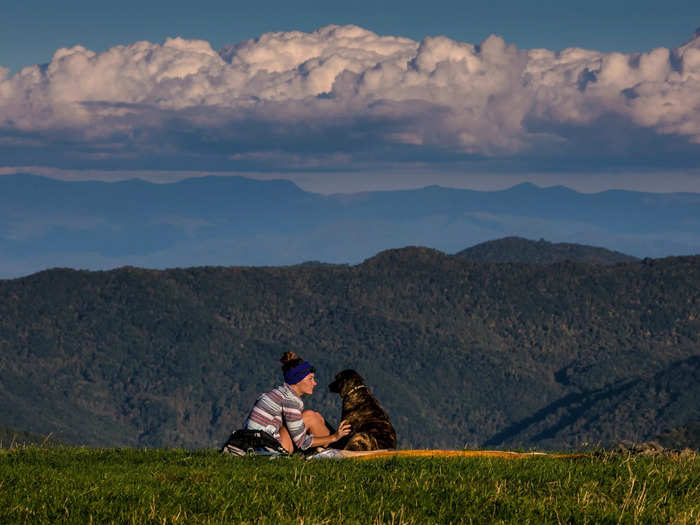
[1,447,697,523]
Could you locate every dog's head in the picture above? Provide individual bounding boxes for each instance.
[328,369,366,396]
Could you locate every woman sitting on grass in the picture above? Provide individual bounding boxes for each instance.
[244,352,351,454]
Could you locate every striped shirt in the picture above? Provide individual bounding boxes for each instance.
[243,383,314,450]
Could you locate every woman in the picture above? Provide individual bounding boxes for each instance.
[244,351,351,453]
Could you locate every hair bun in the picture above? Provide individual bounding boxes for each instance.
[280,351,298,365]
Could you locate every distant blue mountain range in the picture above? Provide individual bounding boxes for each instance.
[1,173,699,279]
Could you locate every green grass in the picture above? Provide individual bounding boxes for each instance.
[1,447,698,524]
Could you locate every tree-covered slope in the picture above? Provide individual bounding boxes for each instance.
[0,249,698,449]
[0,425,58,448]
[483,356,700,448]
[657,422,700,450]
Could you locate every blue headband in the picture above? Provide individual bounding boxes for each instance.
[284,361,315,385]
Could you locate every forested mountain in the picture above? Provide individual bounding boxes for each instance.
[0,248,698,450]
[456,237,639,265]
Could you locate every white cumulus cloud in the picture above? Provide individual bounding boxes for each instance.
[1,25,700,168]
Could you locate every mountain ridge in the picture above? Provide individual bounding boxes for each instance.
[456,237,639,265]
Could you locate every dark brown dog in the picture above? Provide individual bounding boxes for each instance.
[328,369,397,451]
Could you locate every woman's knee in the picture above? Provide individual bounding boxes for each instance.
[302,410,324,424]
[302,410,329,435]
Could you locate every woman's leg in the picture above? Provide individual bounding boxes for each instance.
[302,410,331,437]
[278,426,294,453]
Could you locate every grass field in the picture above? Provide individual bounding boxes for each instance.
[1,447,698,524]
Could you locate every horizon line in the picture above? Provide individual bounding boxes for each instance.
[3,169,700,197]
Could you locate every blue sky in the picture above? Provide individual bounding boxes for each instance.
[1,0,700,193]
[3,0,698,73]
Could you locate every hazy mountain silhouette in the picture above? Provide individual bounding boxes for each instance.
[1,174,699,278]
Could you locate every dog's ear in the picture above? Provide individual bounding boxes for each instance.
[343,370,364,384]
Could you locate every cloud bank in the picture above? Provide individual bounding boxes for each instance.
[2,25,700,171]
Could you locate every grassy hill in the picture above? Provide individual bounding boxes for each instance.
[0,247,698,449]
[456,237,639,265]
[1,448,697,524]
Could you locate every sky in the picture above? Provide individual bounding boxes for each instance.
[2,0,700,193]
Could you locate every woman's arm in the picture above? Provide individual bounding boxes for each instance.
[310,420,351,447]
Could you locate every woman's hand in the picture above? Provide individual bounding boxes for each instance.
[334,419,352,441]
[309,418,352,448]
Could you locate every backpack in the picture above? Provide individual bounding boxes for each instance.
[220,429,290,457]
